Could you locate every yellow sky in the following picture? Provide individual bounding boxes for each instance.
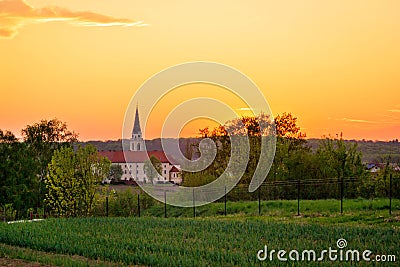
[1,0,399,141]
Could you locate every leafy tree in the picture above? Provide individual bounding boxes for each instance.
[144,155,162,183]
[186,113,275,186]
[21,119,78,212]
[22,119,78,144]
[108,164,123,183]
[45,145,111,217]
[0,129,18,143]
[270,113,309,182]
[275,112,305,139]
[0,138,38,218]
[317,133,365,179]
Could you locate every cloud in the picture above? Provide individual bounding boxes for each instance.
[0,0,148,38]
[340,118,377,124]
[388,109,400,113]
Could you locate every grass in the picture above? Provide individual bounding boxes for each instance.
[1,217,399,266]
[142,198,400,226]
[0,243,125,267]
[1,198,399,266]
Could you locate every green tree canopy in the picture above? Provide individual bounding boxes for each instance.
[0,129,17,143]
[108,164,123,182]
[45,144,111,217]
[144,155,162,183]
[21,119,78,212]
[317,133,365,179]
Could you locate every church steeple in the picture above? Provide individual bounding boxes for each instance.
[132,105,142,136]
[130,105,144,151]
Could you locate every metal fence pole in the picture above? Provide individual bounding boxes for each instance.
[164,191,167,218]
[340,176,344,214]
[224,186,227,216]
[297,178,300,216]
[390,173,392,215]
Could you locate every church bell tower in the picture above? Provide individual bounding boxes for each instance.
[130,105,145,151]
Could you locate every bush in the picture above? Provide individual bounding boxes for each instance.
[93,189,155,217]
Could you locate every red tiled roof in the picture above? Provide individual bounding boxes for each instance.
[170,166,180,172]
[99,150,174,164]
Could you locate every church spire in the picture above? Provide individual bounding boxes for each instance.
[132,105,142,136]
[130,104,144,151]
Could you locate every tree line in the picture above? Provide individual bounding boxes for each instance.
[183,113,400,199]
[1,114,399,219]
[0,119,111,219]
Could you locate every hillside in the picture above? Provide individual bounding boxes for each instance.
[81,138,400,163]
[307,139,400,163]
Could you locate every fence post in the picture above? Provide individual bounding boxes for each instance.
[137,193,140,217]
[340,176,344,214]
[224,186,227,216]
[164,191,167,218]
[297,178,300,216]
[389,173,392,215]
[193,189,196,218]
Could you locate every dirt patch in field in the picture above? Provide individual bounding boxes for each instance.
[0,257,53,266]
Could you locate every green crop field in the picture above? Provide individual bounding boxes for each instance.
[1,199,400,266]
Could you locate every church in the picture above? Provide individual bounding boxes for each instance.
[100,106,182,185]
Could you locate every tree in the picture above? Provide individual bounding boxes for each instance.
[275,112,305,139]
[22,119,78,144]
[0,129,17,143]
[45,145,111,217]
[0,135,38,219]
[184,113,275,186]
[21,119,78,212]
[108,164,123,183]
[317,133,365,179]
[144,155,162,183]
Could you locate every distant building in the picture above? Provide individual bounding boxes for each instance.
[100,105,182,185]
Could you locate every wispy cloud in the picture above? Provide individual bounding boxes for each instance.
[340,118,377,124]
[0,0,148,38]
[388,109,400,113]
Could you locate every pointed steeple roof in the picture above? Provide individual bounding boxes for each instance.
[132,105,142,135]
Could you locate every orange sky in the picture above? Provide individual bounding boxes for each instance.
[1,0,399,141]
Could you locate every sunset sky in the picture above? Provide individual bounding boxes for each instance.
[1,0,399,141]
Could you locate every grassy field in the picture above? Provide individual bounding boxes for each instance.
[143,198,400,224]
[1,199,399,266]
